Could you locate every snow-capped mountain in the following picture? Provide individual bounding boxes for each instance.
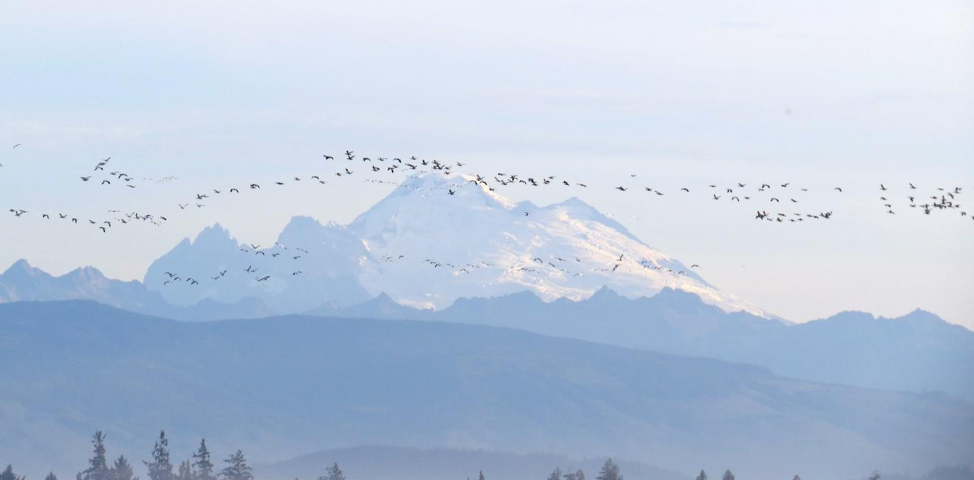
[349,173,766,315]
[144,172,766,317]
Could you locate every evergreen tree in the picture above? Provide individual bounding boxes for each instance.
[175,461,193,480]
[478,471,486,480]
[325,463,344,480]
[597,459,621,480]
[721,470,734,480]
[110,456,136,480]
[548,468,562,480]
[695,471,707,480]
[1,465,25,480]
[82,431,110,480]
[564,470,585,480]
[192,440,215,480]
[868,472,881,480]
[219,451,252,480]
[46,472,59,480]
[144,431,173,480]
[793,476,801,480]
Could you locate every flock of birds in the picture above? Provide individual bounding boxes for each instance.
[1,143,971,287]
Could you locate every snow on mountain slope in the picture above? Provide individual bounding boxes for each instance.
[349,173,768,316]
[143,173,767,317]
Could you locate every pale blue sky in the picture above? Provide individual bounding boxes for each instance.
[1,0,972,326]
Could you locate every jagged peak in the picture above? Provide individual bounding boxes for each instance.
[3,258,37,276]
[192,223,236,246]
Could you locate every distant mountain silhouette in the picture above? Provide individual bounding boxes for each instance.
[1,300,972,480]
[0,259,272,320]
[307,286,974,401]
[4,256,972,401]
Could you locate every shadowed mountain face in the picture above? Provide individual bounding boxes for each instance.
[1,301,972,480]
[0,259,273,321]
[254,446,688,480]
[309,287,974,401]
[142,221,373,312]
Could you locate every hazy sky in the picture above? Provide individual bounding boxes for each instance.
[1,0,972,326]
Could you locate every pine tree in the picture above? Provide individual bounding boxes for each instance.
[192,440,215,480]
[721,470,734,480]
[564,470,585,480]
[548,468,562,480]
[175,461,194,480]
[596,459,621,480]
[1,465,25,480]
[82,431,110,480]
[868,472,881,480]
[695,471,707,480]
[46,472,59,480]
[478,471,486,480]
[144,431,173,480]
[110,456,136,480]
[219,451,253,480]
[793,476,801,480]
[326,463,344,480]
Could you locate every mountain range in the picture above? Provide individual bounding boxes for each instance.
[141,173,767,316]
[3,256,971,401]
[1,300,971,480]
[311,286,974,401]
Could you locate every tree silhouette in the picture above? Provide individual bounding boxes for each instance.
[175,461,194,480]
[82,432,110,480]
[597,459,622,480]
[110,456,137,480]
[192,440,215,480]
[1,465,25,480]
[144,431,173,480]
[219,451,252,480]
[321,463,344,480]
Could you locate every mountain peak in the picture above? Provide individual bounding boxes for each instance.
[3,259,37,276]
[192,223,238,248]
[588,285,623,302]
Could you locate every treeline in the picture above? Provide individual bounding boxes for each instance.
[0,431,346,480]
[541,459,622,480]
